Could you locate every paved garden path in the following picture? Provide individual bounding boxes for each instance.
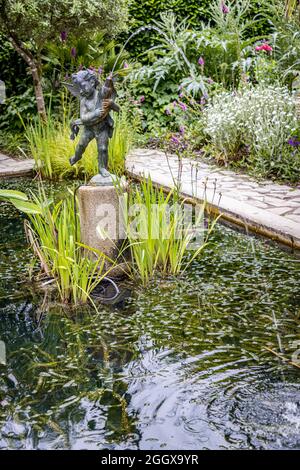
[0,153,34,177]
[126,149,300,251]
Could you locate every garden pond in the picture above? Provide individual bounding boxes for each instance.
[0,178,299,450]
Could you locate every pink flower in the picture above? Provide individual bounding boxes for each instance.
[124,62,129,69]
[255,43,273,53]
[165,108,171,115]
[198,56,205,67]
[139,95,145,103]
[221,2,229,14]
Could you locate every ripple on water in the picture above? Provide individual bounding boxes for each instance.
[122,342,300,450]
[0,178,300,450]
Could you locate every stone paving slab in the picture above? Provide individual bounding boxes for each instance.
[126,149,300,251]
[0,153,35,177]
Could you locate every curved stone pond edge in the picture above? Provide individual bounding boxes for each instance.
[126,149,300,254]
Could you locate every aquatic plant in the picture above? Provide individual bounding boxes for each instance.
[125,177,217,286]
[0,187,111,305]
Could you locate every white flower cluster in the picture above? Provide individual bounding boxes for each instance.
[204,84,297,160]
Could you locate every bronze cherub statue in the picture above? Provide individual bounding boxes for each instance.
[64,69,120,184]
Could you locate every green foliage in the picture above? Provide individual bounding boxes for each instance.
[25,99,139,180]
[43,32,130,94]
[108,102,141,175]
[122,0,270,56]
[0,186,111,305]
[0,0,129,118]
[263,3,300,86]
[0,87,36,131]
[203,83,300,182]
[122,0,211,56]
[126,177,215,285]
[0,129,28,156]
[0,0,128,43]
[127,5,263,130]
[0,34,31,96]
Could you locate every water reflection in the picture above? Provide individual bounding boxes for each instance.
[0,178,299,449]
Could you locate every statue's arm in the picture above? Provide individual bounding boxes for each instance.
[110,102,120,113]
[80,99,119,125]
[80,103,102,126]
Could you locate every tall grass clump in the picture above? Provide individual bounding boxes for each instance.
[108,104,141,175]
[0,187,111,305]
[26,102,139,180]
[125,178,216,286]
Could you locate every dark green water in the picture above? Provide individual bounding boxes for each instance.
[0,178,299,450]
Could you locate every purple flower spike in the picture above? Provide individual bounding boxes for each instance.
[98,66,103,75]
[198,56,205,67]
[221,2,230,14]
[165,108,171,115]
[179,125,185,135]
[288,137,300,147]
[171,135,180,145]
[71,47,77,58]
[60,31,67,42]
[178,101,187,112]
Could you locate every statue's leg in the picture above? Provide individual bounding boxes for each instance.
[96,129,110,177]
[69,128,93,166]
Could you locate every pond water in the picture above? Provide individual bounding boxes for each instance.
[0,178,299,450]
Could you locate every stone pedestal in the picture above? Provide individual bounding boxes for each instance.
[78,179,127,265]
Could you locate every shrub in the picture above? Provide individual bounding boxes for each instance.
[204,83,300,181]
[122,0,270,56]
[127,4,264,131]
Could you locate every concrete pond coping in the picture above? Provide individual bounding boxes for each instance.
[126,148,300,253]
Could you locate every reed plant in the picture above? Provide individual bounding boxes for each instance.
[125,178,217,285]
[0,186,111,305]
[25,101,138,180]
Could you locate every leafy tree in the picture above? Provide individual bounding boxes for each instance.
[0,0,128,120]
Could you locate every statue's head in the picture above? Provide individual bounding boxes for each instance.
[71,69,99,98]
